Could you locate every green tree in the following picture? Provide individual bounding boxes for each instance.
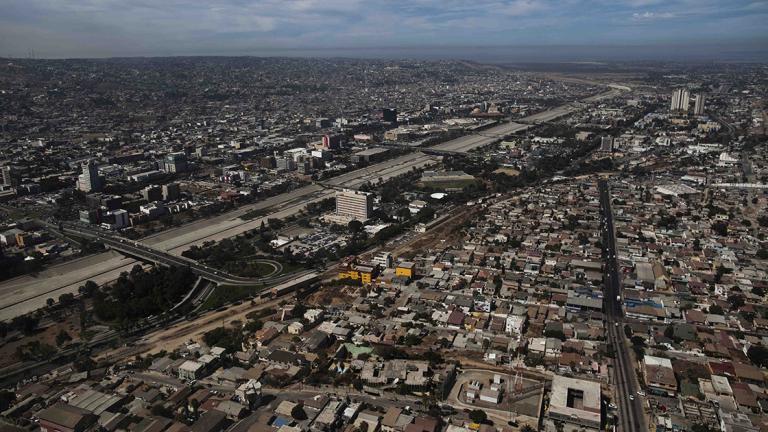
[291,403,308,420]
[747,345,768,368]
[55,330,72,347]
[469,409,487,424]
[347,219,363,234]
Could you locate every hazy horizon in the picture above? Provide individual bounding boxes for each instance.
[1,0,767,61]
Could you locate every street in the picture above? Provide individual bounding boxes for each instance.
[599,179,647,432]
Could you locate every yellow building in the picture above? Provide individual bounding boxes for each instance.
[339,265,375,284]
[395,262,415,279]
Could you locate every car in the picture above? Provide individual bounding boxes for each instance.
[637,391,646,396]
[608,403,617,409]
[629,395,635,400]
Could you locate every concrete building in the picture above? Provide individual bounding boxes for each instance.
[545,375,601,432]
[162,182,181,201]
[643,356,677,396]
[693,94,706,115]
[322,133,343,149]
[163,152,188,173]
[77,160,103,193]
[0,165,20,187]
[142,185,163,202]
[670,88,690,112]
[178,360,205,381]
[336,189,373,222]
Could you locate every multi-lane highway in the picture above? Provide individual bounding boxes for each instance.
[599,180,647,432]
[0,86,625,321]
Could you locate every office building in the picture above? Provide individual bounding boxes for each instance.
[163,152,188,173]
[276,157,296,171]
[670,88,690,112]
[336,189,373,222]
[162,183,181,201]
[693,94,706,115]
[142,185,163,202]
[322,134,343,150]
[77,160,104,193]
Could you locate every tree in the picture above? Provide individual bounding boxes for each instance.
[469,409,487,424]
[747,345,768,368]
[55,330,72,347]
[347,220,363,234]
[520,426,536,432]
[46,298,55,307]
[708,304,724,315]
[727,295,745,311]
[691,423,715,432]
[752,286,765,297]
[12,315,39,335]
[291,404,308,420]
[711,221,728,237]
[0,390,15,411]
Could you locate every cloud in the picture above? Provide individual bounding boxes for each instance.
[631,11,676,20]
[0,0,764,57]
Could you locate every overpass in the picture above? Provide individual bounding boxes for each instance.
[60,222,290,287]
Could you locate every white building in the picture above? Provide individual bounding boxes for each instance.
[335,189,373,222]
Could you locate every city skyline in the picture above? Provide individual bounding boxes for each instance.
[1,0,767,60]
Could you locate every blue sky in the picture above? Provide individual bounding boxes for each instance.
[0,0,766,59]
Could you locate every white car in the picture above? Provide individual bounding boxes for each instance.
[637,391,646,396]
[629,395,635,400]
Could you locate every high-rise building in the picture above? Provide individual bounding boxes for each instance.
[336,189,373,222]
[670,89,690,112]
[162,183,181,201]
[77,160,103,193]
[322,134,343,150]
[600,136,614,153]
[0,165,20,187]
[163,152,188,173]
[142,185,163,202]
[693,94,706,116]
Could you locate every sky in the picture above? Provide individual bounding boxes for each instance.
[0,0,767,61]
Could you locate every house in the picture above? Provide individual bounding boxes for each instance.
[404,417,440,432]
[178,360,206,381]
[354,411,381,432]
[266,350,306,367]
[190,410,228,432]
[287,322,304,335]
[37,404,96,432]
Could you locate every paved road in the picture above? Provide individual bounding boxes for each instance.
[599,180,647,432]
[0,86,624,321]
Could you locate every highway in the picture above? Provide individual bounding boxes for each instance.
[599,180,647,432]
[0,85,625,321]
[59,223,285,286]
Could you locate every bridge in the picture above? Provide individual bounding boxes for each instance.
[61,222,294,287]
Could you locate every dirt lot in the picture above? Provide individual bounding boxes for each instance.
[389,206,479,258]
[0,311,83,368]
[97,296,286,362]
